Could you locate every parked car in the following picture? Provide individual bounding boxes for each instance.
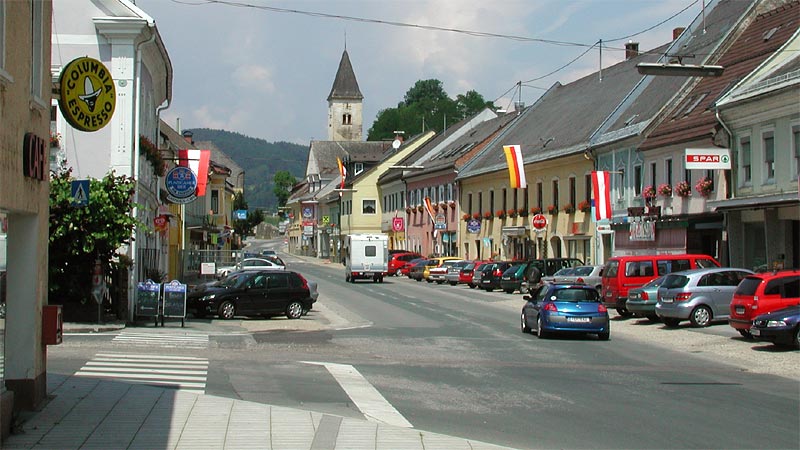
[388,252,422,276]
[428,259,466,284]
[400,257,427,277]
[457,261,485,287]
[408,259,433,281]
[422,257,462,283]
[187,270,314,320]
[445,260,471,286]
[500,264,529,294]
[521,283,609,340]
[520,258,584,294]
[749,305,800,348]
[541,267,576,285]
[216,257,285,278]
[261,249,276,256]
[480,261,523,292]
[729,269,800,338]
[552,265,604,291]
[470,262,491,289]
[655,267,753,327]
[601,254,720,316]
[625,275,667,322]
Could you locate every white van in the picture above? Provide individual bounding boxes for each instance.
[343,234,388,283]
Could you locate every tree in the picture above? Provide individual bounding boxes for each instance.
[231,191,265,240]
[273,170,296,208]
[367,79,495,141]
[49,170,141,316]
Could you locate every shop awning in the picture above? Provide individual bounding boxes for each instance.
[708,192,799,211]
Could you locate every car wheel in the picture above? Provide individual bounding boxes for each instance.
[485,287,493,292]
[537,316,549,339]
[469,284,476,289]
[504,289,514,294]
[645,314,660,322]
[436,280,444,284]
[285,301,303,319]
[218,301,235,320]
[616,308,633,317]
[449,282,457,286]
[689,305,712,327]
[521,312,532,333]
[426,279,432,283]
[415,278,421,282]
[598,331,610,341]
[793,326,800,349]
[662,318,681,327]
[738,329,753,339]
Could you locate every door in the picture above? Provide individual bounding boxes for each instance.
[239,272,268,315]
[262,272,292,314]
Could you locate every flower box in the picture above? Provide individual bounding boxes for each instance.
[695,177,713,197]
[462,213,471,221]
[547,205,558,215]
[483,211,493,219]
[675,181,691,197]
[658,183,673,197]
[495,209,506,219]
[577,200,591,213]
[472,212,481,220]
[530,206,542,215]
[518,208,527,217]
[642,185,656,200]
[562,203,575,214]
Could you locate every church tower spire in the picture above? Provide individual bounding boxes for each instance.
[327,49,363,141]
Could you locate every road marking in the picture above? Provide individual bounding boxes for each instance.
[112,331,208,349]
[75,352,208,394]
[303,361,412,428]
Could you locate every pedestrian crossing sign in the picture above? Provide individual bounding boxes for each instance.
[71,180,90,206]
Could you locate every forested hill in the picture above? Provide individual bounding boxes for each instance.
[187,128,307,211]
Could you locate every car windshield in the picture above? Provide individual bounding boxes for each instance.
[553,267,575,276]
[536,287,599,302]
[219,272,253,288]
[661,274,690,289]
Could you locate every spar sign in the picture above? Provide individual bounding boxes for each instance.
[685,148,731,170]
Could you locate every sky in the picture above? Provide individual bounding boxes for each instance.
[134,0,706,145]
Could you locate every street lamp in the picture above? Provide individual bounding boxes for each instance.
[636,62,724,77]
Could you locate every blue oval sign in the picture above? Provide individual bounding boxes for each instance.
[165,166,198,203]
[466,219,481,234]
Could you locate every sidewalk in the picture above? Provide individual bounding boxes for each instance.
[3,374,516,450]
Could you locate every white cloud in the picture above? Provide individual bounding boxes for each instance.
[232,65,276,94]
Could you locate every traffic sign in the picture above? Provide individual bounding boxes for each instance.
[71,180,89,206]
[531,214,548,232]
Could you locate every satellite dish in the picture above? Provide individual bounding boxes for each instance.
[392,139,401,149]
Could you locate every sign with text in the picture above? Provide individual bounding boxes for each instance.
[135,280,160,318]
[58,56,116,132]
[162,280,187,318]
[165,166,198,204]
[629,220,656,241]
[685,148,731,170]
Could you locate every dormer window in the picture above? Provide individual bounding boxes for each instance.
[354,162,363,175]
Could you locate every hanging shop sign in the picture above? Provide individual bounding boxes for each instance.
[58,57,116,132]
[685,148,731,170]
[531,214,548,232]
[629,220,656,241]
[434,212,447,230]
[392,217,404,232]
[165,166,198,204]
[466,219,481,234]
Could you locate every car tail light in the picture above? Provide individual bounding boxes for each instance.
[493,269,503,276]
[597,304,607,313]
[675,292,692,302]
[576,277,584,284]
[640,292,649,300]
[296,273,309,290]
[544,303,558,312]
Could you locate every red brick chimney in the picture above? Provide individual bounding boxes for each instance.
[182,130,194,145]
[673,27,685,40]
[625,41,639,60]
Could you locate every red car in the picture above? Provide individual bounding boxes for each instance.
[388,252,422,276]
[399,257,427,277]
[729,269,800,338]
[459,261,487,286]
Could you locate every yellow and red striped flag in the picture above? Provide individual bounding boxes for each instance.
[503,145,526,189]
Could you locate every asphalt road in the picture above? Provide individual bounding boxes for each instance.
[51,243,800,449]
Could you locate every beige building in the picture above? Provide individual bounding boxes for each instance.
[0,0,54,440]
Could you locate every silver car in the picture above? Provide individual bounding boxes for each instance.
[655,268,753,327]
[444,260,471,286]
[550,265,604,291]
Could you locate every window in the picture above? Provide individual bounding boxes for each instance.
[585,173,593,201]
[536,181,543,209]
[513,189,518,210]
[478,192,483,215]
[362,199,376,214]
[447,183,453,201]
[467,193,473,215]
[793,125,800,178]
[365,245,377,257]
[633,165,642,196]
[0,1,6,75]
[438,185,445,202]
[705,170,714,192]
[665,158,673,186]
[523,187,529,211]
[740,136,751,184]
[31,0,44,100]
[552,179,559,209]
[684,168,692,185]
[211,190,219,214]
[502,188,507,212]
[342,114,352,125]
[569,176,576,207]
[354,162,364,175]
[489,190,495,214]
[763,131,775,181]
[650,162,657,186]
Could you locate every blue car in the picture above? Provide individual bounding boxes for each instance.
[521,283,610,340]
[749,305,800,348]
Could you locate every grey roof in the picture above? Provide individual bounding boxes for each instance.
[306,140,391,178]
[327,50,363,101]
[458,48,662,179]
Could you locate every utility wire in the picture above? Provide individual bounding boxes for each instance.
[605,0,699,42]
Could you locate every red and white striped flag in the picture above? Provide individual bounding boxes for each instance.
[178,149,211,196]
[423,197,436,223]
[337,157,347,189]
[591,171,612,221]
[503,145,526,189]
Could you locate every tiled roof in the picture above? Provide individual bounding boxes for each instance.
[640,0,798,150]
[327,50,363,101]
[307,140,391,178]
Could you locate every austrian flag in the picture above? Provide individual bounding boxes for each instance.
[503,145,526,189]
[591,171,612,221]
[178,149,211,197]
[337,157,347,189]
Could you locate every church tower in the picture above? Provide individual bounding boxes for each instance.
[327,49,363,141]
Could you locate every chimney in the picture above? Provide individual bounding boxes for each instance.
[182,130,194,145]
[673,27,685,40]
[625,41,639,60]
[514,101,525,113]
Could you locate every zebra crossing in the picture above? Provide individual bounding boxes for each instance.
[74,352,208,394]
[112,330,209,349]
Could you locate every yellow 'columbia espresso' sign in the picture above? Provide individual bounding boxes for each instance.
[58,57,116,132]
